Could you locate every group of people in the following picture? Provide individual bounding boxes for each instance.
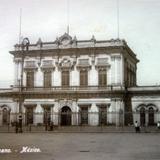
[13,121,55,133]
[134,121,160,133]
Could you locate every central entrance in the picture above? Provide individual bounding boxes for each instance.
[61,106,72,126]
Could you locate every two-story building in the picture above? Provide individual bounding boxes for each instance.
[0,33,160,127]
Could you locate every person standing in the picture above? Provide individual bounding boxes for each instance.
[157,121,160,130]
[15,121,18,133]
[134,121,140,133]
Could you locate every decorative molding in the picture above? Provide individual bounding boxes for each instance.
[95,64,110,70]
[24,68,38,72]
[111,54,121,60]
[40,60,55,71]
[78,104,92,108]
[76,65,91,71]
[96,104,110,108]
[24,61,38,71]
[76,59,91,70]
[24,104,37,108]
[59,33,72,46]
[41,104,54,108]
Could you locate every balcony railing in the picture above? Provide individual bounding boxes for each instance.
[20,85,125,92]
[0,88,13,93]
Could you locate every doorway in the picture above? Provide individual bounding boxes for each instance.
[2,108,10,125]
[148,107,154,125]
[61,106,71,126]
[140,107,145,126]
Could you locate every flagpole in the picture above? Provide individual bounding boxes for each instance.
[67,0,70,34]
[117,0,120,39]
[19,8,22,44]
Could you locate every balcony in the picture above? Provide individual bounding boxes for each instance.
[21,85,125,93]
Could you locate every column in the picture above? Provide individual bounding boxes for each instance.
[34,104,43,124]
[71,67,79,86]
[88,65,98,86]
[52,71,54,86]
[18,59,22,81]
[110,99,116,125]
[89,103,98,126]
[14,60,19,86]
[0,110,2,126]
[53,67,61,86]
[53,101,59,125]
[111,54,122,85]
[71,101,79,125]
[111,56,115,85]
[35,68,43,86]
[116,56,121,85]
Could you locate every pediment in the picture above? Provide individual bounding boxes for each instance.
[59,33,72,46]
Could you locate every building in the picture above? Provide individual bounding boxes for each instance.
[0,33,160,127]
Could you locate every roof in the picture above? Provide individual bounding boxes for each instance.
[9,33,139,62]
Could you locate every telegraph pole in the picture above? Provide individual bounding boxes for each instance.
[18,37,30,133]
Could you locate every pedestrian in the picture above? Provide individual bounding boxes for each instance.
[134,121,140,133]
[15,121,18,133]
[50,122,54,131]
[157,121,160,130]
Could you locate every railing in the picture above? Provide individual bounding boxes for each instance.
[13,39,124,51]
[20,85,125,92]
[0,88,13,92]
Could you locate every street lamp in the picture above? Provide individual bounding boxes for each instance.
[18,37,30,133]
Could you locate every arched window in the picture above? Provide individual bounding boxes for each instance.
[61,106,71,126]
[140,107,145,126]
[2,107,10,125]
[25,107,34,125]
[148,107,154,126]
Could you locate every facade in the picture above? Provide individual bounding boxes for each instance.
[0,33,160,127]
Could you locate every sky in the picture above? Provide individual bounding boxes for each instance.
[0,0,160,87]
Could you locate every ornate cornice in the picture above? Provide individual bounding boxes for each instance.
[24,104,37,108]
[78,104,92,108]
[76,65,91,71]
[41,66,55,72]
[24,67,38,72]
[41,104,54,108]
[96,104,110,108]
[95,64,110,70]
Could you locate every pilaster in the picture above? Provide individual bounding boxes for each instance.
[89,103,98,126]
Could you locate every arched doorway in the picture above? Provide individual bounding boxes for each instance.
[140,107,145,126]
[2,108,10,125]
[61,106,71,126]
[148,107,154,125]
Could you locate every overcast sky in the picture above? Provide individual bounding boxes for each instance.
[0,0,160,87]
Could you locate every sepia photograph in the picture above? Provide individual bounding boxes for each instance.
[0,0,160,159]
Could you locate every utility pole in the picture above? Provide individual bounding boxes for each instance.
[18,37,30,133]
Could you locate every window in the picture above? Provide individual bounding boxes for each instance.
[62,70,69,87]
[26,71,34,88]
[80,70,88,87]
[99,106,107,125]
[25,107,33,125]
[43,107,51,125]
[98,69,107,86]
[148,107,154,126]
[81,107,88,125]
[2,108,10,125]
[44,71,52,88]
